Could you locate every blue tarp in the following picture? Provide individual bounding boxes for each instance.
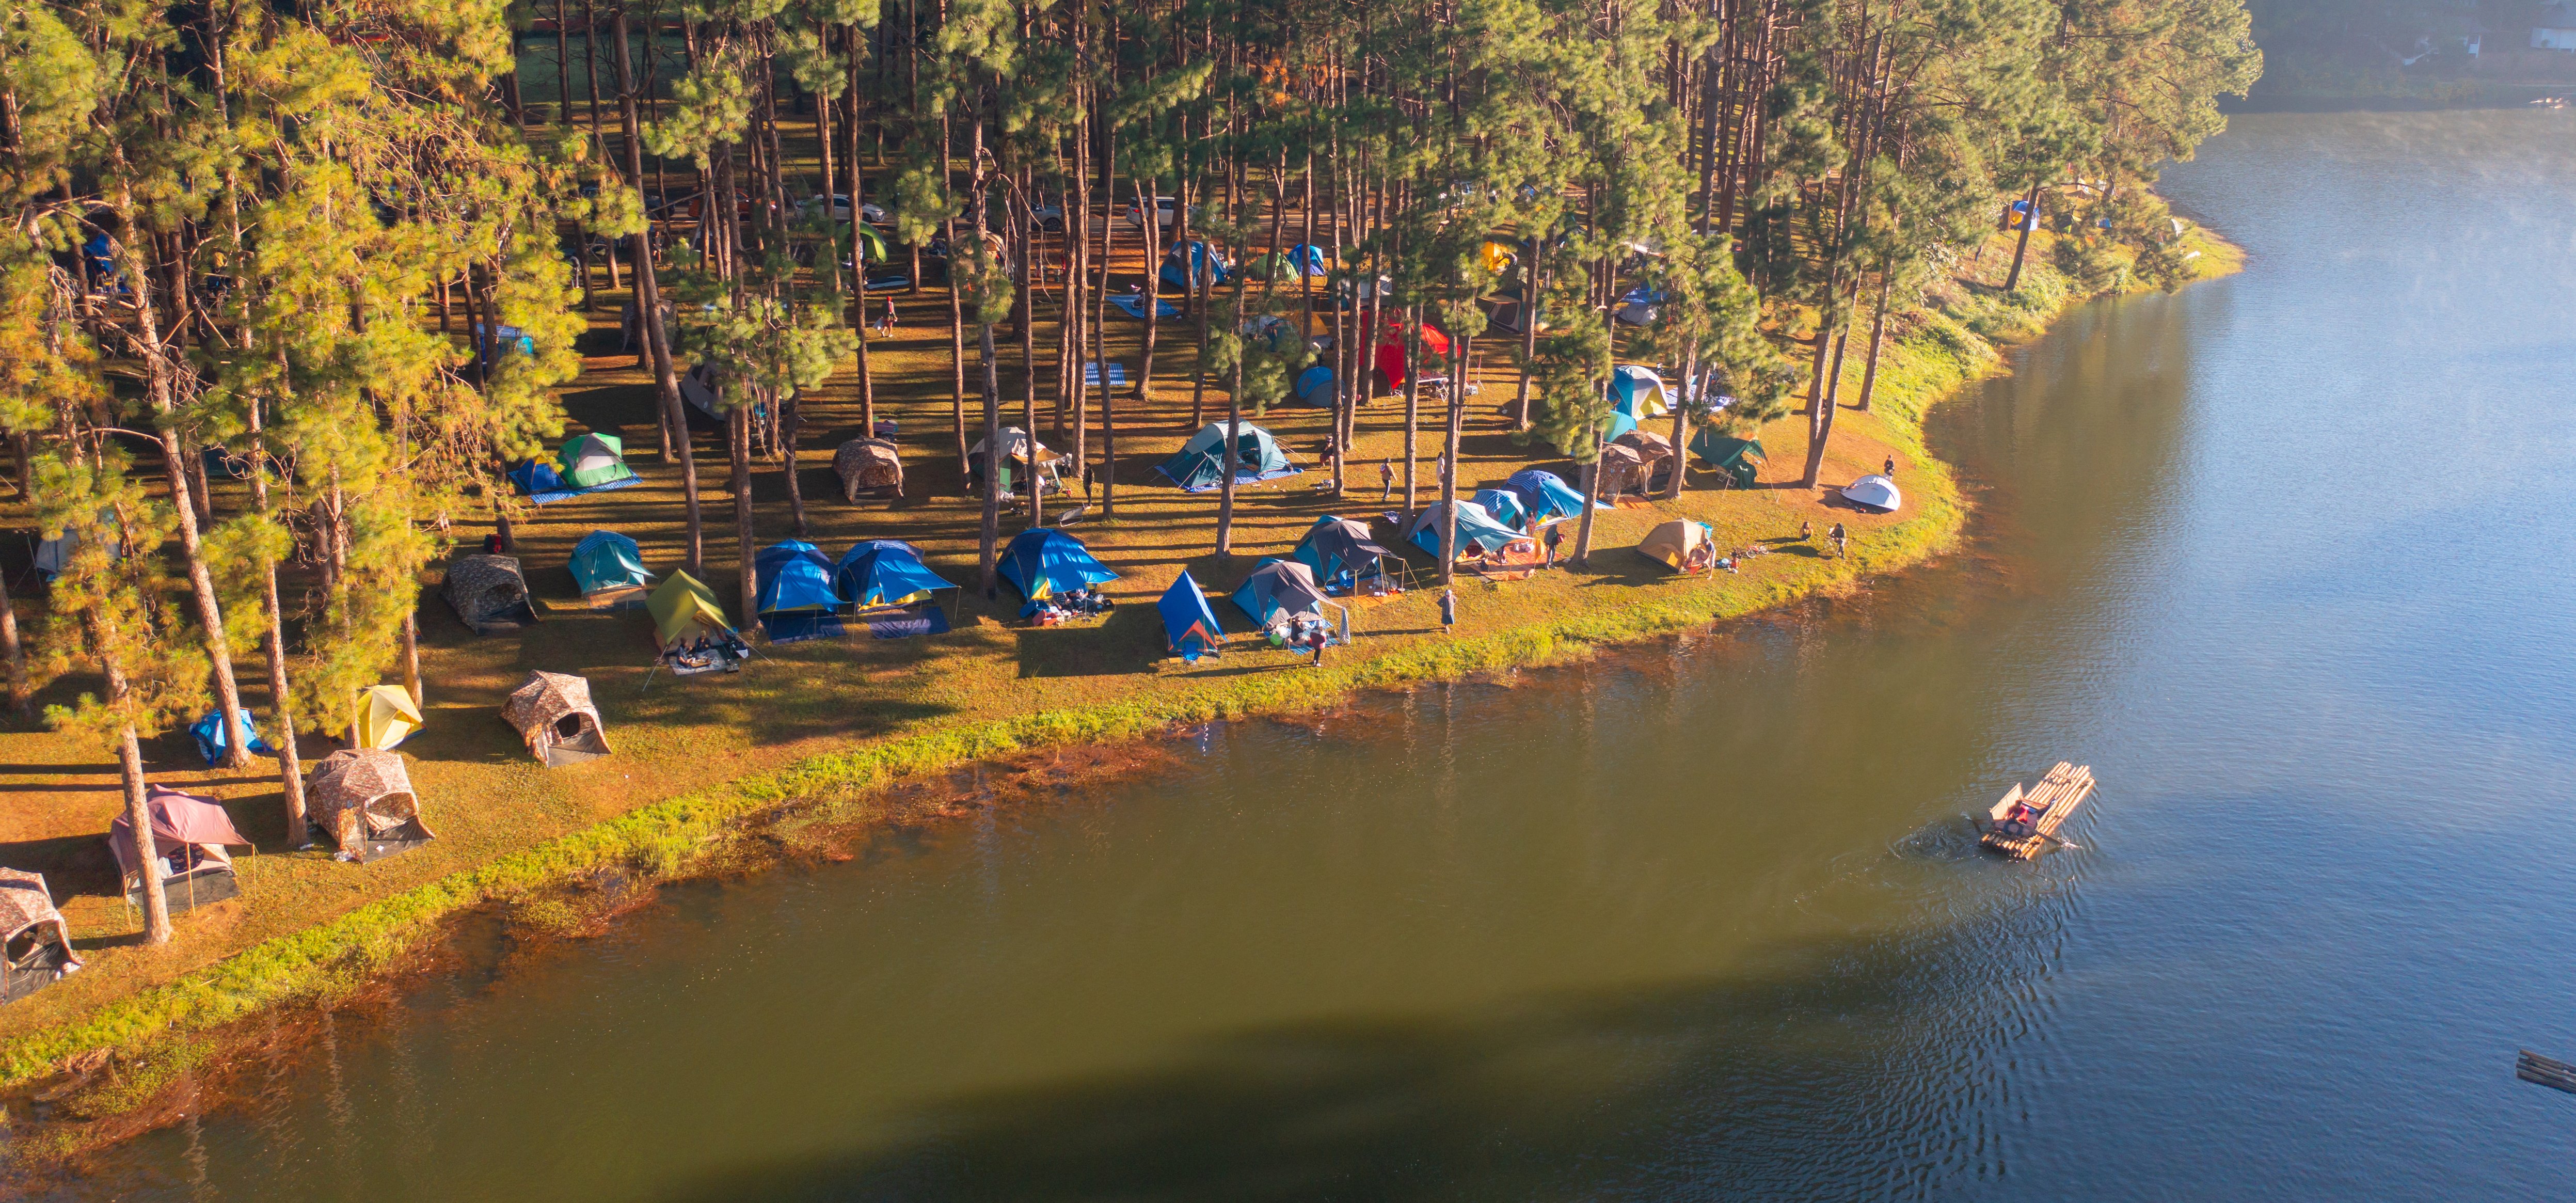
[834,540,957,608]
[508,458,644,505]
[1000,528,1117,603]
[1505,469,1608,522]
[1471,488,1530,530]
[188,708,273,766]
[1293,365,1335,407]
[1157,570,1224,662]
[863,606,951,639]
[569,530,654,603]
[1108,293,1180,321]
[1083,362,1129,388]
[755,541,844,642]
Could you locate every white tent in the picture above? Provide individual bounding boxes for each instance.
[1841,474,1903,513]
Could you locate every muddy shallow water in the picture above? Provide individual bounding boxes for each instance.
[35,109,2576,1201]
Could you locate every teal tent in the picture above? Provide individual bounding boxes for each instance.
[1000,528,1117,604]
[1157,571,1224,661]
[568,530,654,607]
[1470,487,1529,531]
[1405,501,1523,561]
[1152,422,1300,492]
[1230,558,1327,627]
[1690,431,1767,488]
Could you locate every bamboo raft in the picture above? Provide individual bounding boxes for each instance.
[2517,1050,2576,1095]
[1979,762,2096,860]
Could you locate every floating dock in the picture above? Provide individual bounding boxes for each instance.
[2518,1050,2576,1095]
[1980,762,2096,860]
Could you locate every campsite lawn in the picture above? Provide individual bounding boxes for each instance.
[0,221,2236,1067]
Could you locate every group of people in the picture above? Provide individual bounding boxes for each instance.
[1027,586,1114,627]
[1268,610,1337,667]
[1797,519,1850,558]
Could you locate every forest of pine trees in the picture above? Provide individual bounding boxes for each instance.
[1,0,2256,941]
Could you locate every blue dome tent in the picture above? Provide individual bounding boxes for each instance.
[1293,364,1335,407]
[1152,422,1301,492]
[754,541,845,643]
[188,708,273,767]
[1470,487,1530,531]
[999,528,1118,606]
[1157,571,1225,662]
[1405,501,1523,562]
[568,530,654,608]
[1159,241,1231,291]
[1608,365,1672,418]
[833,540,957,608]
[1505,468,1609,523]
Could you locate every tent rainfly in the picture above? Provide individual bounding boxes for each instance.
[754,541,845,643]
[999,528,1117,604]
[648,570,750,675]
[1690,432,1766,489]
[1841,474,1903,513]
[502,671,611,766]
[1157,571,1225,662]
[1406,501,1525,561]
[1504,469,1607,524]
[1230,558,1329,628]
[1639,519,1717,571]
[443,555,538,633]
[1289,516,1396,593]
[109,786,251,915]
[1152,422,1300,492]
[832,437,904,501]
[352,684,424,750]
[1470,488,1530,531]
[0,869,78,1006]
[569,530,654,608]
[309,749,432,863]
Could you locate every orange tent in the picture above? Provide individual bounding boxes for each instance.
[1374,322,1453,390]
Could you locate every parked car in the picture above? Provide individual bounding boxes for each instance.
[1123,196,1181,230]
[801,194,891,224]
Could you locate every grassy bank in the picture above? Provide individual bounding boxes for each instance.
[0,220,2238,1135]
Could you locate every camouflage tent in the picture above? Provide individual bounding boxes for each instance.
[833,438,904,501]
[0,869,77,1005]
[501,671,611,767]
[309,749,433,863]
[443,555,537,634]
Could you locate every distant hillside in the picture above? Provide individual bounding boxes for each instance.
[2249,0,2576,99]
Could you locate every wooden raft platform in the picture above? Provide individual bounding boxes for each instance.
[2517,1050,2576,1095]
[1980,762,2096,860]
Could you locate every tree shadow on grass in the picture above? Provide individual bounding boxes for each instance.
[1014,606,1164,679]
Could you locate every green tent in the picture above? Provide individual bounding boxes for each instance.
[560,432,638,489]
[1689,431,1766,489]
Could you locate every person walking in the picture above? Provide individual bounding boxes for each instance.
[1799,519,1812,542]
[1543,523,1563,568]
[1379,458,1395,503]
[1306,624,1328,668]
[1883,455,1896,477]
[1830,522,1848,558]
[1439,588,1457,635]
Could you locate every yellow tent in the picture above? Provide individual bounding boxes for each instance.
[1479,240,1518,277]
[648,569,736,648]
[1637,519,1713,571]
[351,684,423,750]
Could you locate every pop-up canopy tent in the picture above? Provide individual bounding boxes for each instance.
[1290,516,1396,593]
[649,570,750,675]
[833,437,904,501]
[1153,422,1301,492]
[444,555,538,634]
[1293,364,1335,407]
[1504,469,1608,524]
[1470,487,1530,531]
[1690,431,1766,489]
[834,541,956,638]
[569,530,654,609]
[109,786,250,915]
[187,708,274,767]
[834,541,957,609]
[1608,366,1673,418]
[1406,501,1523,561]
[1160,240,1232,291]
[0,869,79,1005]
[1639,518,1716,571]
[999,528,1117,604]
[502,671,611,767]
[754,541,846,643]
[1157,571,1225,662]
[1375,321,1452,391]
[1230,558,1328,628]
[968,427,1068,498]
[309,748,431,863]
[351,684,423,751]
[1841,473,1903,513]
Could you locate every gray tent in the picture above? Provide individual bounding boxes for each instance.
[444,555,538,634]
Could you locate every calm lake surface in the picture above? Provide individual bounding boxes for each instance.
[41,109,2576,1201]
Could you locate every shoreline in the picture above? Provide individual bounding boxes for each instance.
[0,221,2243,1158]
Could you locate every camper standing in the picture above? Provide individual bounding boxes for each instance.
[1439,588,1457,635]
[1543,524,1563,568]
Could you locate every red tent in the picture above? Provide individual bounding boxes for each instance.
[1374,322,1453,390]
[108,786,250,878]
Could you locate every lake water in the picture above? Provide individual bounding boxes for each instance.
[35,109,2576,1201]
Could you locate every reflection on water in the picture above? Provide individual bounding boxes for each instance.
[37,109,2576,1201]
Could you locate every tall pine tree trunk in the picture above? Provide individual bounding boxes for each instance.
[730,401,755,623]
[2003,179,2041,292]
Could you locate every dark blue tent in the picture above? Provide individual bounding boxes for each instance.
[1505,468,1607,523]
[999,528,1117,604]
[1229,558,1328,628]
[188,708,273,767]
[507,458,566,497]
[1293,364,1335,407]
[754,541,845,643]
[1288,517,1394,593]
[834,540,958,609]
[1157,570,1224,662]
